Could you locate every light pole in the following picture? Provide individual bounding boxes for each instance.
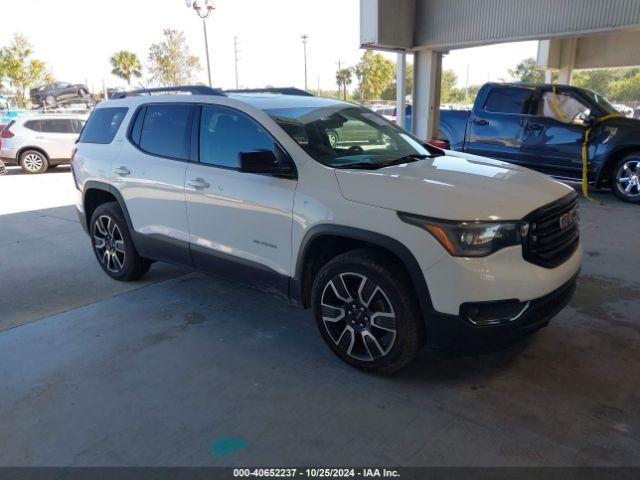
[185,0,215,87]
[301,34,308,91]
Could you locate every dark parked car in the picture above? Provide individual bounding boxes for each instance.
[327,117,384,147]
[30,82,91,107]
[435,82,640,203]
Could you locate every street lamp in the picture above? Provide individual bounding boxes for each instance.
[301,34,308,91]
[185,0,215,87]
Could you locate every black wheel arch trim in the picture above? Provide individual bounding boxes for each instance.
[292,224,436,326]
[83,181,135,233]
[18,146,50,162]
[594,145,640,187]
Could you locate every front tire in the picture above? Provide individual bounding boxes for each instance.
[90,202,151,281]
[312,249,423,373]
[19,150,48,174]
[612,154,640,203]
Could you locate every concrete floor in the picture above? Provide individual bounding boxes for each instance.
[0,167,639,467]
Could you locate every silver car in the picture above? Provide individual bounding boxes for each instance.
[0,114,87,173]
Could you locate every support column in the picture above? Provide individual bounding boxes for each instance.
[412,49,442,140]
[557,38,577,85]
[396,51,407,129]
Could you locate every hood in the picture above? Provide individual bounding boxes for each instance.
[335,151,574,221]
[597,116,640,130]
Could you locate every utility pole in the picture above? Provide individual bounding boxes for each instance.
[301,34,309,91]
[465,64,470,104]
[234,36,241,89]
[336,59,343,98]
[185,0,215,87]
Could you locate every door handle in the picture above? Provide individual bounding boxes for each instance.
[527,123,544,132]
[473,118,488,126]
[188,178,211,190]
[113,166,131,177]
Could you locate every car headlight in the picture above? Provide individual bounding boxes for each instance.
[398,212,524,257]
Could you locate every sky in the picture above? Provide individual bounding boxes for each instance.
[0,0,538,93]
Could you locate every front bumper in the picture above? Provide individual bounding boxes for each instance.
[426,273,578,353]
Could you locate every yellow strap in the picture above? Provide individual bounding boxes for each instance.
[550,86,571,123]
[551,87,623,204]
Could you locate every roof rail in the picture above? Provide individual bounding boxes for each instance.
[111,86,226,99]
[225,88,314,97]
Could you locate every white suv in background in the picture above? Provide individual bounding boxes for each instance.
[73,86,581,373]
[0,114,86,173]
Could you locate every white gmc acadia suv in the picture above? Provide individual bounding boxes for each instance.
[73,86,582,373]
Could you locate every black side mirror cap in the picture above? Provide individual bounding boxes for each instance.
[239,150,296,178]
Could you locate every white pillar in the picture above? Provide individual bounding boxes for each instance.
[544,70,553,84]
[412,49,442,140]
[396,52,407,129]
[557,38,577,85]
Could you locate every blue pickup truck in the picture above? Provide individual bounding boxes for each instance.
[429,82,640,203]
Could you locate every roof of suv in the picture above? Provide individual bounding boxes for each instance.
[13,113,88,121]
[226,93,349,110]
[103,92,351,112]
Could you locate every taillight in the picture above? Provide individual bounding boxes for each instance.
[426,138,448,149]
[1,121,15,138]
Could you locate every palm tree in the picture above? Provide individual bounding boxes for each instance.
[336,67,353,100]
[110,50,142,86]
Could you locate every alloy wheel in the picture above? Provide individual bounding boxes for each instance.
[93,215,126,273]
[320,272,397,362]
[327,131,338,148]
[23,153,44,172]
[616,160,640,198]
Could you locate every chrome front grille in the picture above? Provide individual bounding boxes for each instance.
[523,193,580,268]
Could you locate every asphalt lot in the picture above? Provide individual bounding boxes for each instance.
[0,165,639,466]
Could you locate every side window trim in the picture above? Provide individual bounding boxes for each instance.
[195,103,296,178]
[127,103,194,163]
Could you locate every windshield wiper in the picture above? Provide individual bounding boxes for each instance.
[380,154,429,167]
[334,154,429,171]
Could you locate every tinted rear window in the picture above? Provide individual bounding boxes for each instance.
[79,107,128,144]
[139,104,194,160]
[41,119,72,133]
[484,87,533,114]
[23,120,41,132]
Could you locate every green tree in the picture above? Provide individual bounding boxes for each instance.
[0,34,50,107]
[509,57,545,83]
[609,69,640,103]
[110,50,143,86]
[381,64,414,100]
[148,29,201,87]
[335,67,353,101]
[354,51,395,101]
[440,69,459,103]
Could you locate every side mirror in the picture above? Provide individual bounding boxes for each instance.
[239,150,295,177]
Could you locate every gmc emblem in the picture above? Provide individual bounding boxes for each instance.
[559,208,578,230]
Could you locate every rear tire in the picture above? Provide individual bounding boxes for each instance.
[19,150,49,174]
[311,249,423,374]
[612,153,640,203]
[90,202,151,281]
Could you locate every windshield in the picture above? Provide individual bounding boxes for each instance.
[581,89,618,116]
[266,105,435,168]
